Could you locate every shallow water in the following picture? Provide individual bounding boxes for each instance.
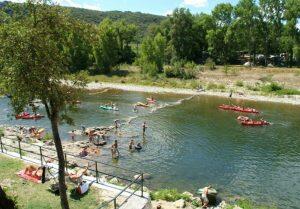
[1,90,300,208]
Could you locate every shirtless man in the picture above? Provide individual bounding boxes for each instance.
[202,185,212,208]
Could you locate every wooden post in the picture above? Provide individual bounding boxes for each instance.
[64,153,67,173]
[39,146,43,166]
[113,199,117,209]
[141,173,144,197]
[18,140,22,159]
[95,162,99,183]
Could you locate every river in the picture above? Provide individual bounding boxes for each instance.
[1,89,300,208]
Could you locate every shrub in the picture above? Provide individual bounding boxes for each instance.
[205,58,216,71]
[141,62,159,77]
[235,80,244,87]
[42,133,53,142]
[0,128,4,137]
[218,84,225,89]
[183,68,197,79]
[150,189,191,202]
[184,61,197,70]
[261,82,283,93]
[207,82,218,90]
[246,85,260,91]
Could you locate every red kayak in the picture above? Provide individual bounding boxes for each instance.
[241,120,270,126]
[16,112,44,120]
[219,104,259,114]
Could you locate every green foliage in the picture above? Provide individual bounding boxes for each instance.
[261,82,283,93]
[150,189,191,202]
[205,58,216,70]
[42,133,53,142]
[235,80,244,87]
[0,128,4,137]
[207,82,218,90]
[259,75,273,83]
[138,33,166,76]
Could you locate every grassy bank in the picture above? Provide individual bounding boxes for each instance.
[88,65,300,96]
[0,154,103,209]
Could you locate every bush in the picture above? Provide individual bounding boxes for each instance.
[150,189,191,202]
[0,128,4,137]
[141,62,159,77]
[246,85,260,91]
[261,82,283,93]
[223,65,229,75]
[183,68,197,79]
[235,80,244,87]
[207,82,218,90]
[205,58,216,71]
[42,133,53,142]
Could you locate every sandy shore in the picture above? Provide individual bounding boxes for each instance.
[87,82,300,106]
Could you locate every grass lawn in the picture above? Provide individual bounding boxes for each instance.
[0,154,103,209]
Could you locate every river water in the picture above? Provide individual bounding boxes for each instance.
[1,89,300,208]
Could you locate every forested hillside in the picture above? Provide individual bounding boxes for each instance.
[0,1,165,38]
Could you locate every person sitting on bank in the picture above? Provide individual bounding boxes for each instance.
[79,147,89,157]
[24,165,43,178]
[201,185,212,208]
[68,163,89,183]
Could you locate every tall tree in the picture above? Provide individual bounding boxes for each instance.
[207,3,235,64]
[0,1,86,209]
[170,8,197,61]
[280,0,300,66]
[93,18,119,73]
[234,0,260,64]
[68,20,95,72]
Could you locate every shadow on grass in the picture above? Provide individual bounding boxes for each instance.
[70,188,90,200]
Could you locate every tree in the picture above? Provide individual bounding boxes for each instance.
[68,20,95,72]
[93,18,119,73]
[0,1,86,209]
[138,33,166,76]
[280,0,300,66]
[207,3,235,64]
[234,0,261,64]
[114,20,138,64]
[170,8,197,61]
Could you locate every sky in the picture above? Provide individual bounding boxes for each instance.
[1,0,240,16]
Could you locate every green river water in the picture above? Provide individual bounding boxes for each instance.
[1,89,300,208]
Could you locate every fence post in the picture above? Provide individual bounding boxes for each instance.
[39,146,43,166]
[113,199,117,209]
[18,140,22,159]
[141,173,144,197]
[95,162,99,183]
[64,153,68,173]
[0,136,3,153]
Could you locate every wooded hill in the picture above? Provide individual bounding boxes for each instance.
[0,1,165,38]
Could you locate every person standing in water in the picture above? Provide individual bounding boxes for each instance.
[142,122,147,136]
[114,120,119,130]
[111,140,120,158]
[129,140,135,150]
[71,130,75,142]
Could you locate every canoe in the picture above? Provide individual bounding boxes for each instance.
[99,106,119,111]
[219,104,259,114]
[15,113,44,120]
[136,102,149,107]
[241,120,270,126]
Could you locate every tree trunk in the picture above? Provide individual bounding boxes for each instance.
[50,113,70,209]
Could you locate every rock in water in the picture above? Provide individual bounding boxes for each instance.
[174,199,185,208]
